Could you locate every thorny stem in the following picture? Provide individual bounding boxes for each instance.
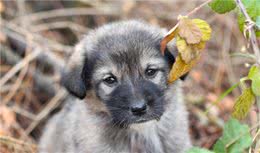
[186,0,213,17]
[235,0,260,65]
[235,0,260,152]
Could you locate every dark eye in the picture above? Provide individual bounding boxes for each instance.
[103,75,117,85]
[145,68,158,77]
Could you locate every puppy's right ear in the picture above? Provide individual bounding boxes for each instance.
[61,43,87,99]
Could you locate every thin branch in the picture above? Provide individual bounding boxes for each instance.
[2,61,28,105]
[186,0,213,17]
[12,7,118,23]
[0,135,37,152]
[2,20,73,53]
[25,90,68,134]
[31,21,90,33]
[235,0,260,65]
[9,104,37,120]
[0,46,57,97]
[1,26,65,72]
[0,48,40,87]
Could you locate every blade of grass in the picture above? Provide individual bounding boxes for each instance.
[205,77,249,114]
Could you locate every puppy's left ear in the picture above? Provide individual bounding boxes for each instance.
[163,40,188,81]
[61,43,87,99]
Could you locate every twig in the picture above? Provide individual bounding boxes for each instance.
[9,104,37,120]
[0,46,57,97]
[186,0,213,17]
[0,48,40,87]
[12,7,118,23]
[1,20,73,53]
[2,60,28,105]
[235,0,260,65]
[249,129,260,153]
[2,35,33,104]
[221,23,240,97]
[31,21,90,33]
[25,89,68,134]
[0,135,37,153]
[1,26,65,72]
[230,52,256,60]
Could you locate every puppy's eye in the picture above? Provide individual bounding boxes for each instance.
[103,75,117,85]
[145,68,158,78]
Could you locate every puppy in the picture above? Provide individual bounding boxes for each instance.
[39,20,191,153]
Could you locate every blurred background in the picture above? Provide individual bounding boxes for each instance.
[0,0,257,152]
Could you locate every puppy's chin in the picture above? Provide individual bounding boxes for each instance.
[129,120,158,131]
[111,115,161,129]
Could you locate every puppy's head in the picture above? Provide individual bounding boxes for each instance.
[62,20,179,126]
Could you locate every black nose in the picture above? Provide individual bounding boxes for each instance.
[131,101,147,116]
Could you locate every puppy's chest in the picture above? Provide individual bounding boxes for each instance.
[129,129,164,153]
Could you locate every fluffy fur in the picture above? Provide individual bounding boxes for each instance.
[39,20,191,153]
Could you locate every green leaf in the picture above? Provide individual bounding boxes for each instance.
[248,65,260,96]
[256,16,260,29]
[232,88,255,119]
[238,0,260,37]
[186,147,215,153]
[209,0,236,14]
[213,118,252,153]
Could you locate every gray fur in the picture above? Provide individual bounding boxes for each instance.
[39,20,191,153]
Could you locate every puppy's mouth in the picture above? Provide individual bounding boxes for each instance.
[134,118,150,123]
[130,114,161,124]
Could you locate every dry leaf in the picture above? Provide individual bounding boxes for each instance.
[192,19,212,41]
[178,18,202,44]
[161,17,211,83]
[160,24,179,55]
[168,55,199,83]
[176,36,206,63]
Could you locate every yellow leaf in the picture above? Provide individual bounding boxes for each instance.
[192,19,212,41]
[160,24,179,55]
[232,88,255,120]
[162,17,211,83]
[168,55,199,83]
[195,41,206,49]
[176,36,205,63]
[178,18,202,44]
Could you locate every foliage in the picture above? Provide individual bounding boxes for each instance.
[209,0,260,37]
[213,119,252,153]
[187,118,252,153]
[209,0,236,14]
[160,0,259,153]
[163,16,212,83]
[248,65,260,96]
[232,88,255,119]
[237,0,260,37]
[187,147,214,153]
